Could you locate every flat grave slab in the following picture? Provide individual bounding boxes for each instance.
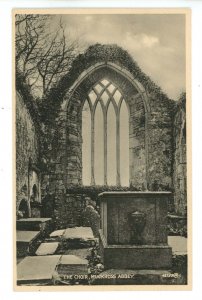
[50,229,65,237]
[17,255,61,284]
[16,231,41,257]
[65,248,92,260]
[63,227,94,239]
[62,227,95,248]
[57,255,88,278]
[168,236,187,255]
[59,254,88,265]
[17,218,52,232]
[35,242,59,256]
[17,230,40,242]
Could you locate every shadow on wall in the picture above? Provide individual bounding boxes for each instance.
[17,199,29,219]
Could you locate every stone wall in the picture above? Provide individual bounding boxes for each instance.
[56,68,174,192]
[129,94,146,189]
[173,95,187,216]
[16,44,187,228]
[54,192,87,229]
[16,91,41,215]
[41,45,176,227]
[147,91,174,191]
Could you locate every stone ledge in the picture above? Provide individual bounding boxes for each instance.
[99,191,172,197]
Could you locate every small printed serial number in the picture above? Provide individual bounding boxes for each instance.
[162,273,181,278]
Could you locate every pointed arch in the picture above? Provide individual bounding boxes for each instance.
[82,78,130,186]
[82,100,91,185]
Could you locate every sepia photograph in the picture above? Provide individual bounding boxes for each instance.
[14,8,191,291]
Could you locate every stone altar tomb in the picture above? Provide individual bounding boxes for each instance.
[99,191,172,270]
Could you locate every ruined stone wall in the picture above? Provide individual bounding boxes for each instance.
[41,102,84,227]
[173,96,186,216]
[129,94,146,189]
[66,91,82,186]
[46,83,174,227]
[15,44,186,227]
[60,67,174,193]
[41,44,176,227]
[63,66,149,190]
[147,91,174,191]
[54,193,86,229]
[16,91,40,213]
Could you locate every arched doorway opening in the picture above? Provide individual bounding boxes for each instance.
[18,199,29,219]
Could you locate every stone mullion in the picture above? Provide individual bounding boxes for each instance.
[116,110,121,186]
[99,81,111,90]
[103,108,108,185]
[91,110,95,185]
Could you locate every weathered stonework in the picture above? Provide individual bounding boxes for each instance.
[65,63,173,193]
[16,44,187,227]
[147,92,174,191]
[54,192,86,229]
[173,95,187,216]
[16,91,41,215]
[40,44,177,227]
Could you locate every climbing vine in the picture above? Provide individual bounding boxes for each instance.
[40,44,174,125]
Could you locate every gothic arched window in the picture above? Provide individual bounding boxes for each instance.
[82,79,129,186]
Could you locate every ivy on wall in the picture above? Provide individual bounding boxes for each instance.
[16,71,42,132]
[16,44,177,181]
[66,184,140,202]
[39,44,174,125]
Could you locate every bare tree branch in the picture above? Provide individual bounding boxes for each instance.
[15,14,80,98]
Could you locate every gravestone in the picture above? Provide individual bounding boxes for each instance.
[17,255,61,285]
[16,218,52,235]
[35,242,59,256]
[57,255,88,276]
[99,191,172,269]
[16,231,41,257]
[62,227,96,248]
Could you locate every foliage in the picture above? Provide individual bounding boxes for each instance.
[167,214,187,237]
[15,14,82,168]
[66,184,140,202]
[177,92,186,111]
[16,70,42,134]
